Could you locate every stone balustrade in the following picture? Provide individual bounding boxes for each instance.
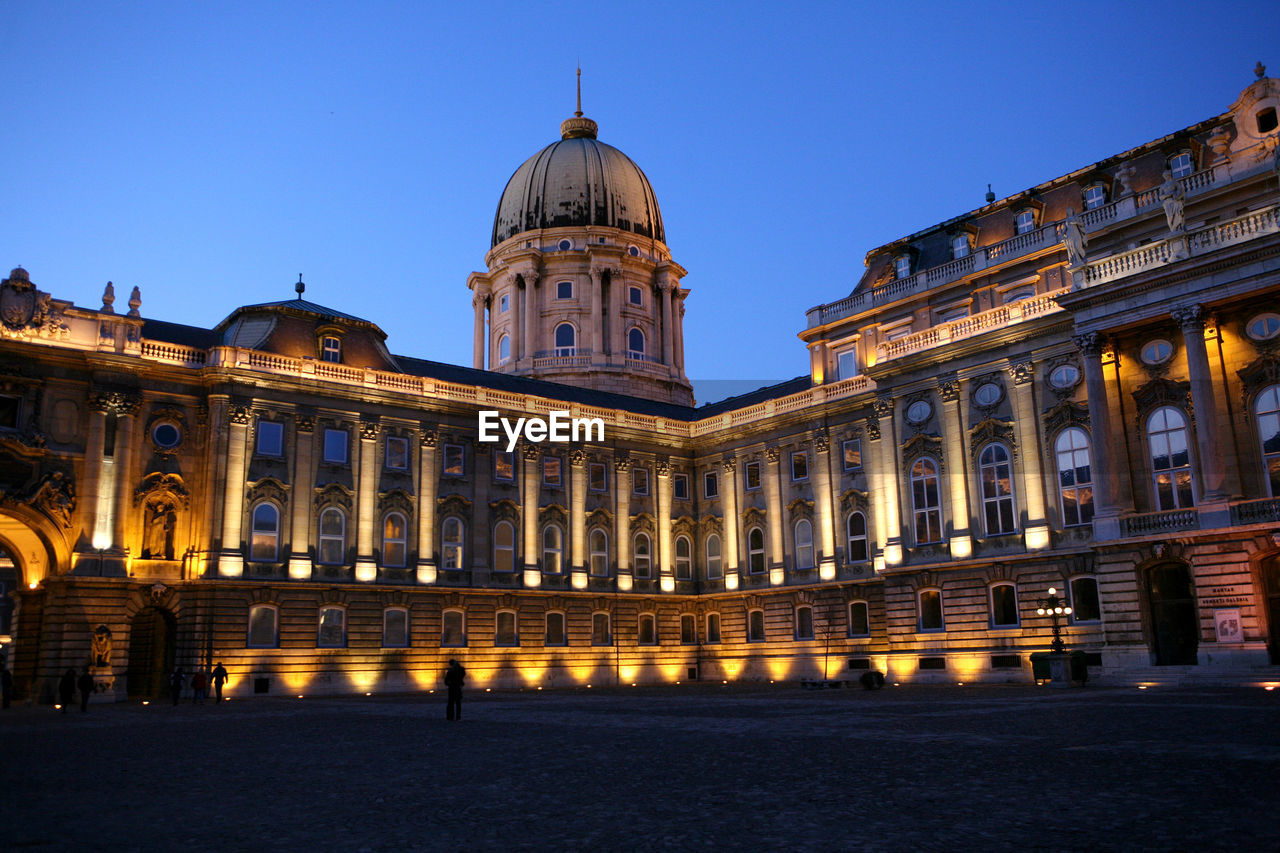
[1119,508,1200,537]
[874,288,1068,364]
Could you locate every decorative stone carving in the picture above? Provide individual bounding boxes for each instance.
[786,498,814,521]
[135,472,191,509]
[865,416,881,441]
[1072,332,1104,358]
[90,392,140,417]
[839,488,870,513]
[873,397,895,420]
[127,286,142,318]
[721,457,736,474]
[522,444,541,461]
[100,281,116,314]
[1171,304,1204,332]
[1158,169,1186,233]
[228,405,251,426]
[655,460,670,477]
[1114,163,1136,197]
[419,430,436,447]
[569,449,587,467]
[1237,352,1280,393]
[246,477,288,508]
[295,414,316,434]
[91,625,112,668]
[900,433,945,474]
[938,377,960,403]
[969,418,1017,460]
[1062,208,1087,268]
[813,431,830,453]
[613,456,631,472]
[1132,377,1192,415]
[359,420,380,441]
[1042,400,1091,436]
[28,470,76,528]
[765,446,780,463]
[1009,361,1035,386]
[313,482,354,512]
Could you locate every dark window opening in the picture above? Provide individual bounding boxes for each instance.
[1258,107,1278,134]
[918,656,947,670]
[991,654,1022,669]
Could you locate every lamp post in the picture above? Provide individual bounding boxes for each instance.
[1035,587,1073,654]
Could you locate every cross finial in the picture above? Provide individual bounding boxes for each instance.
[1256,61,1267,79]
[575,67,583,118]
[295,274,305,298]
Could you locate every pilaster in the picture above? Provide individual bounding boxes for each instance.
[218,404,250,577]
[521,445,541,587]
[1008,361,1050,549]
[287,415,316,580]
[937,376,973,558]
[416,430,438,584]
[354,420,379,582]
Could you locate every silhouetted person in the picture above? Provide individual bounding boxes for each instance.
[191,669,206,705]
[1,662,13,709]
[78,667,94,711]
[444,659,466,721]
[169,667,185,706]
[59,668,76,713]
[211,662,228,703]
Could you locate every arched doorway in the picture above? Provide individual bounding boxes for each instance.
[1147,563,1199,665]
[127,607,175,699]
[1262,556,1280,665]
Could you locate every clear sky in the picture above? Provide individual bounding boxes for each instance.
[4,1,1278,403]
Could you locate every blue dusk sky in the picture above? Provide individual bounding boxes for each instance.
[3,1,1277,404]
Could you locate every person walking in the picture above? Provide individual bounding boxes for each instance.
[444,659,466,721]
[191,669,206,705]
[169,667,185,706]
[1,661,13,709]
[77,667,94,712]
[211,662,228,703]
[58,668,76,713]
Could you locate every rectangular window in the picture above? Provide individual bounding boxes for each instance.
[321,336,342,363]
[545,612,566,646]
[1169,152,1193,178]
[499,294,509,313]
[705,613,721,644]
[443,443,464,476]
[843,439,862,471]
[837,349,858,380]
[703,471,718,499]
[1083,184,1107,210]
[747,610,766,642]
[895,255,911,279]
[990,585,1019,627]
[791,451,808,481]
[494,450,515,482]
[673,474,689,501]
[0,396,19,430]
[592,613,611,645]
[919,590,944,632]
[385,436,409,470]
[441,610,466,647]
[638,614,656,645]
[556,281,573,299]
[1070,577,1102,622]
[495,611,518,646]
[848,601,870,637]
[383,608,409,648]
[795,607,814,640]
[322,428,348,464]
[589,462,607,492]
[542,455,562,486]
[632,466,649,496]
[680,614,696,645]
[317,607,346,648]
[247,606,278,648]
[744,460,761,491]
[256,420,283,457]
[629,285,644,306]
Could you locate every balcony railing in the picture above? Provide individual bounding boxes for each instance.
[1230,497,1280,525]
[874,288,1068,364]
[1119,508,1200,537]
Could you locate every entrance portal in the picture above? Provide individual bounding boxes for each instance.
[1147,563,1199,666]
[127,607,175,699]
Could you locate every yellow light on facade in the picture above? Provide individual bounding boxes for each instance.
[28,581,38,589]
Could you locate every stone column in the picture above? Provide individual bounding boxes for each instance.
[78,398,110,550]
[354,420,379,582]
[570,450,587,588]
[522,275,538,364]
[1075,333,1121,537]
[661,281,674,367]
[471,443,490,584]
[673,293,686,373]
[609,272,624,365]
[287,415,316,580]
[614,456,632,590]
[521,445,541,587]
[510,274,523,364]
[657,461,674,592]
[936,377,973,559]
[872,397,903,566]
[110,401,140,554]
[721,458,740,589]
[471,291,487,370]
[1172,304,1228,502]
[218,404,250,577]
[416,430,438,584]
[812,433,837,581]
[1008,361,1050,549]
[763,447,785,571]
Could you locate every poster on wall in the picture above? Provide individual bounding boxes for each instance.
[1214,608,1243,644]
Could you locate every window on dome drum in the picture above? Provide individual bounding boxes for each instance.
[704,471,718,499]
[894,255,912,279]
[557,240,572,251]
[632,466,649,496]
[495,610,518,646]
[638,613,656,645]
[951,234,970,259]
[633,532,652,579]
[554,323,576,356]
[744,460,761,491]
[318,508,346,565]
[321,336,342,363]
[1256,385,1280,497]
[837,348,858,380]
[441,517,464,570]
[443,444,464,476]
[493,521,515,572]
[681,614,696,645]
[629,286,643,306]
[382,512,407,568]
[918,589,944,632]
[556,280,573,299]
[848,601,870,637]
[794,606,815,640]
[1169,152,1194,178]
[318,606,346,648]
[250,502,279,563]
[627,327,645,358]
[383,607,409,648]
[589,529,609,576]
[990,584,1019,627]
[1148,406,1195,510]
[498,334,510,364]
[846,512,868,562]
[706,612,722,644]
[384,436,408,470]
[628,245,640,257]
[323,429,348,464]
[794,520,815,569]
[979,443,1017,536]
[441,610,466,647]
[673,473,689,500]
[747,609,766,642]
[494,450,514,482]
[1070,577,1101,623]
[1083,184,1107,210]
[675,535,692,580]
[1248,313,1280,341]
[911,458,943,544]
[542,524,563,573]
[542,455,562,486]
[1014,209,1036,235]
[592,612,611,645]
[843,439,862,470]
[747,527,766,574]
[256,420,283,457]
[1056,428,1094,526]
[545,611,566,646]
[247,604,279,648]
[589,462,607,492]
[499,293,509,313]
[791,451,808,481]
[705,533,722,579]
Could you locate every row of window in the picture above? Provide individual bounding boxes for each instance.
[498,324,651,363]
[497,281,649,310]
[915,577,1100,633]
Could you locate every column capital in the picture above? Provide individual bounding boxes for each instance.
[570,449,587,467]
[765,446,781,463]
[721,456,737,474]
[813,431,830,453]
[613,455,632,473]
[655,460,670,477]
[1072,331,1105,358]
[227,404,251,426]
[873,396,895,420]
[937,376,960,402]
[866,416,881,441]
[419,430,437,448]
[1008,360,1035,386]
[359,420,380,441]
[90,391,141,416]
[521,444,541,461]
[1171,303,1205,331]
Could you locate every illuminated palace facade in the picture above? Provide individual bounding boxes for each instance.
[3,72,1280,702]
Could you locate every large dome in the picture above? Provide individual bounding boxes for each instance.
[491,115,665,248]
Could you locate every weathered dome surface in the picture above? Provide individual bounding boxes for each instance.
[491,125,665,248]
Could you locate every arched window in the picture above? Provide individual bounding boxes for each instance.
[627,327,645,358]
[680,613,696,644]
[247,604,279,648]
[979,443,1017,535]
[382,512,407,568]
[705,533,723,579]
[249,502,280,563]
[794,605,814,640]
[498,334,510,364]
[554,323,576,357]
[918,588,944,632]
[589,529,609,576]
[846,512,868,562]
[318,605,346,647]
[848,601,870,637]
[441,517,464,570]
[633,532,652,578]
[638,613,657,645]
[493,520,515,572]
[674,535,692,580]
[910,458,943,544]
[318,507,346,565]
[1148,407,1194,509]
[441,609,466,646]
[990,583,1019,627]
[747,609,766,642]
[542,524,563,574]
[1055,428,1094,526]
[1069,576,1101,623]
[545,611,566,646]
[383,607,409,648]
[793,519,814,569]
[495,610,518,646]
[747,527,766,574]
[1256,385,1280,497]
[592,612,611,645]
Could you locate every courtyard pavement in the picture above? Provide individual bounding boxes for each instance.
[2,683,1277,851]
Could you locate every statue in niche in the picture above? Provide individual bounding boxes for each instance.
[1158,169,1185,233]
[1062,208,1087,267]
[91,625,112,668]
[143,500,177,560]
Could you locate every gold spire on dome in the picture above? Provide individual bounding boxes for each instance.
[560,66,598,139]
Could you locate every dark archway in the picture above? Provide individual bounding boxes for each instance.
[1262,555,1280,665]
[127,607,175,699]
[1147,563,1199,666]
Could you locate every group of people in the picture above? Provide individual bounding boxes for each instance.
[56,667,95,712]
[166,662,228,705]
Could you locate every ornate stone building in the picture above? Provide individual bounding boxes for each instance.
[2,69,1279,701]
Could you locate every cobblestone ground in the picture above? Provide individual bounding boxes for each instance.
[3,683,1278,851]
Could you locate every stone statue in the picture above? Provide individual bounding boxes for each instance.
[1062,208,1087,267]
[1158,169,1185,233]
[144,501,177,560]
[29,471,75,528]
[91,625,112,668]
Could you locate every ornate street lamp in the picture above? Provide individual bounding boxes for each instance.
[1036,587,1073,654]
